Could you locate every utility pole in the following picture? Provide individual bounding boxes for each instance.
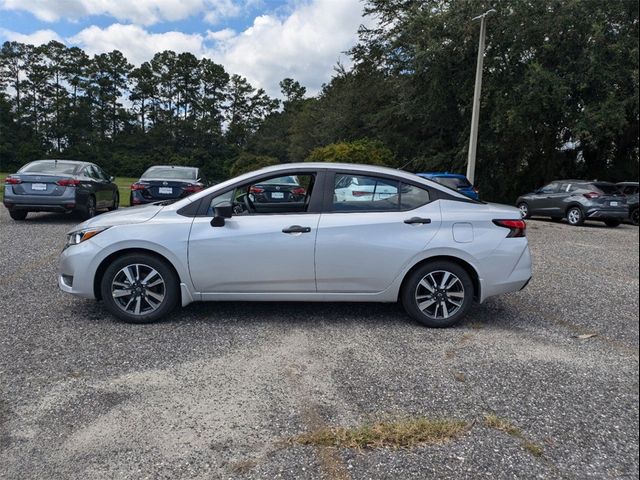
[466,9,496,185]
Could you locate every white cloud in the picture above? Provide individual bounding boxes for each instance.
[206,28,236,42]
[0,0,243,26]
[0,28,63,45]
[207,0,366,96]
[1,0,368,98]
[69,24,206,65]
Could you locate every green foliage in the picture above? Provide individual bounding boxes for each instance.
[0,0,638,201]
[306,139,395,166]
[230,152,280,176]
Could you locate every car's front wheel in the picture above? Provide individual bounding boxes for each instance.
[566,206,584,226]
[100,253,179,324]
[401,261,474,328]
[631,208,639,226]
[9,209,28,221]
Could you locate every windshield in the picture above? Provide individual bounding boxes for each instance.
[19,161,81,175]
[142,167,197,180]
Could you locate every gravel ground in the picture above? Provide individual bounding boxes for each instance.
[0,209,638,479]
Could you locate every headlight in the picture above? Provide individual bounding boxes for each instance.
[64,227,110,249]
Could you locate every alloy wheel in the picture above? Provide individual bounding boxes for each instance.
[568,208,581,225]
[111,263,166,316]
[414,270,465,320]
[518,203,528,218]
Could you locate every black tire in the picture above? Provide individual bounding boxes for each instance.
[401,261,474,328]
[631,208,639,227]
[566,206,585,226]
[80,195,96,220]
[9,209,28,221]
[517,202,530,219]
[108,192,119,211]
[604,219,621,228]
[100,253,179,324]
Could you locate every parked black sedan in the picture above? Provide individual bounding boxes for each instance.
[516,180,628,227]
[3,159,119,221]
[130,166,206,205]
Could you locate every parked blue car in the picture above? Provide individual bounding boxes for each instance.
[416,172,480,200]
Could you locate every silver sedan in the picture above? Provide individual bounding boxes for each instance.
[58,163,532,327]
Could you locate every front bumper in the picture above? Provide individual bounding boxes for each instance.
[58,239,103,299]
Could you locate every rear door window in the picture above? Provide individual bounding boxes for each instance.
[333,174,399,211]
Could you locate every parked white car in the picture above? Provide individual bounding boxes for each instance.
[58,163,532,327]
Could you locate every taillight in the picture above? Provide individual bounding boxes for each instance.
[493,219,527,238]
[4,177,21,184]
[249,186,264,194]
[583,192,600,199]
[292,187,306,195]
[131,183,148,190]
[184,183,204,193]
[56,178,80,187]
[352,191,370,197]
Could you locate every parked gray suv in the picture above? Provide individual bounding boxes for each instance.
[516,180,628,227]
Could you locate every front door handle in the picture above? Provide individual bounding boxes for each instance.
[282,225,311,234]
[404,217,432,225]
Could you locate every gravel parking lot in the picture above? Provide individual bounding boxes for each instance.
[0,209,638,479]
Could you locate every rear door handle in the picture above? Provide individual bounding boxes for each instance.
[282,225,311,234]
[404,217,432,225]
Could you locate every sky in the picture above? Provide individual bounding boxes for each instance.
[0,0,368,97]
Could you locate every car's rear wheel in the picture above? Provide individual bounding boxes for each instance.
[566,206,584,226]
[100,253,179,324]
[401,261,474,328]
[631,208,639,226]
[108,192,119,211]
[604,219,621,228]
[9,209,28,221]
[81,196,96,220]
[517,202,530,219]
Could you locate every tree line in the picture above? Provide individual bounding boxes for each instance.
[1,0,638,202]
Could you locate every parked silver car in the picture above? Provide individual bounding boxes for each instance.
[58,163,532,327]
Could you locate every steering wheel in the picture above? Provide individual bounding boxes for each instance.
[242,193,255,213]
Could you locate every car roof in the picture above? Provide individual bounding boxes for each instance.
[145,165,197,170]
[617,181,639,186]
[416,172,467,179]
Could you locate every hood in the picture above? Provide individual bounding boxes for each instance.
[68,204,164,233]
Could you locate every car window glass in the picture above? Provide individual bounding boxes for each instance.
[208,173,315,216]
[333,174,399,211]
[85,166,99,179]
[94,166,109,181]
[400,183,431,209]
[539,183,558,194]
[559,183,573,193]
[20,161,80,175]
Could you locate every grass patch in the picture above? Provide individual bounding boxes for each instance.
[0,171,137,207]
[484,415,544,457]
[291,417,470,449]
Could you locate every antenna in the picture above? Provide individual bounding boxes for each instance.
[397,158,416,171]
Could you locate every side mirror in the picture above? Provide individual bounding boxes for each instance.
[210,202,233,227]
[109,176,115,182]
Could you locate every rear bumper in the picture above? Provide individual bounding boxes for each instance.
[585,207,628,220]
[130,190,186,205]
[479,243,532,302]
[4,188,76,211]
